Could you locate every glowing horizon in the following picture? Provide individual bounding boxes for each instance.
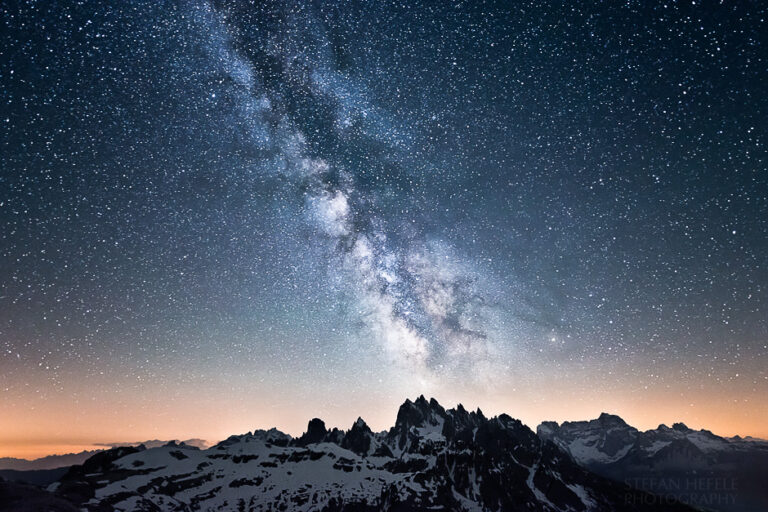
[4,387,767,460]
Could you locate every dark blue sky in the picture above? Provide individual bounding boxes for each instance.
[1,0,766,450]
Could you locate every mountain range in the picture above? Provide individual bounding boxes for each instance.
[539,413,768,512]
[0,451,101,472]
[1,398,764,511]
[0,440,210,472]
[1,397,698,512]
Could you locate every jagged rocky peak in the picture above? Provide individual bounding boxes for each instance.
[326,427,345,444]
[393,396,504,434]
[349,416,371,433]
[672,422,691,432]
[296,418,327,446]
[390,396,497,453]
[442,402,480,438]
[394,395,447,429]
[341,417,375,456]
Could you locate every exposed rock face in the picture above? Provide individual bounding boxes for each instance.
[295,418,328,446]
[341,418,374,456]
[28,398,697,512]
[538,414,768,512]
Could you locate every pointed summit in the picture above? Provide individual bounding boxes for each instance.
[342,417,374,456]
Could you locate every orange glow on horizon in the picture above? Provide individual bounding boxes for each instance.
[2,381,766,460]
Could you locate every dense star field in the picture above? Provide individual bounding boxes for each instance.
[1,0,766,458]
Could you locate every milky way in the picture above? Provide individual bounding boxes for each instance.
[1,1,767,452]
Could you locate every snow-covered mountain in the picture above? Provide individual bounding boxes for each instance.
[538,414,768,512]
[32,397,693,512]
[98,439,211,450]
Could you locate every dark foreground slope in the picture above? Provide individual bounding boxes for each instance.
[10,398,696,512]
[0,478,79,512]
[0,467,69,487]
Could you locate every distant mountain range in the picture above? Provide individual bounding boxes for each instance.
[95,438,210,450]
[0,439,210,471]
[1,399,763,512]
[0,451,101,472]
[538,413,768,512]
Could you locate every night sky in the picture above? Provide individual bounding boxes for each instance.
[1,0,767,458]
